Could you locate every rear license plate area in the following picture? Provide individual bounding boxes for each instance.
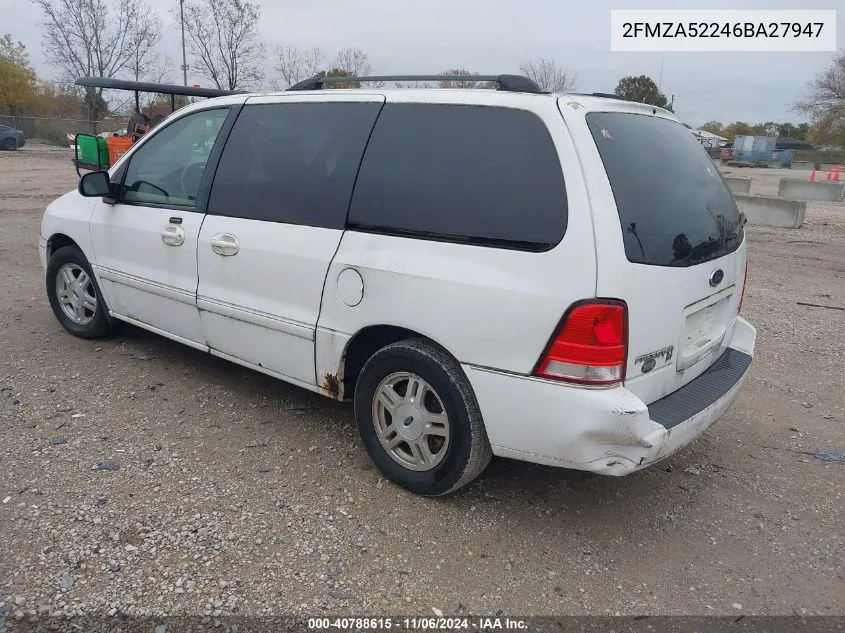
[678,294,733,371]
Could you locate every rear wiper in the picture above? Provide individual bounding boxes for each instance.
[724,213,748,243]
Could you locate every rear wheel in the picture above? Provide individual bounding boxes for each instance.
[2,137,17,151]
[46,245,112,338]
[353,338,492,496]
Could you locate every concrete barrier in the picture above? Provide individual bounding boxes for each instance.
[778,178,844,201]
[791,161,815,171]
[733,194,806,229]
[723,176,751,194]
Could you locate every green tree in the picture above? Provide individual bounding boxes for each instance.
[31,81,87,118]
[316,68,358,89]
[699,120,813,142]
[807,119,845,146]
[758,121,780,136]
[614,75,671,110]
[0,34,30,66]
[700,120,724,136]
[721,122,758,141]
[0,35,37,115]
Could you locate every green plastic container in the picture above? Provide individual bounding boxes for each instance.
[77,134,109,167]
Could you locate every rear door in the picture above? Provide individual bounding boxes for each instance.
[559,100,747,405]
[196,94,384,385]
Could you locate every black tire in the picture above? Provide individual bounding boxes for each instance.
[354,338,492,496]
[2,137,17,151]
[46,245,112,339]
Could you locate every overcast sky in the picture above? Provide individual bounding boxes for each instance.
[1,0,841,126]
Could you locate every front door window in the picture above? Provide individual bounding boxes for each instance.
[122,109,229,208]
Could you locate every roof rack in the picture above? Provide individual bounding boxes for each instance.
[571,92,622,100]
[75,76,246,98]
[287,74,543,94]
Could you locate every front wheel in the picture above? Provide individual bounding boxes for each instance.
[46,245,112,338]
[2,137,17,151]
[354,338,492,496]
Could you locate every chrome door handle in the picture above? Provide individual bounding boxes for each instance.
[161,224,185,246]
[210,233,239,256]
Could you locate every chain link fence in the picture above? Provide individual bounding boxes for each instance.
[0,115,130,147]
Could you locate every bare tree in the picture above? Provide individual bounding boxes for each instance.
[438,68,493,89]
[322,48,382,88]
[332,48,371,76]
[181,0,265,91]
[33,0,161,121]
[119,53,176,113]
[519,58,577,93]
[272,45,325,89]
[795,50,845,130]
[394,81,432,88]
[127,12,162,83]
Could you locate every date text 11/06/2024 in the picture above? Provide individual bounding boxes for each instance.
[308,617,529,630]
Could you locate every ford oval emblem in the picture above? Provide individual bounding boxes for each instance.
[641,358,657,373]
[709,269,724,287]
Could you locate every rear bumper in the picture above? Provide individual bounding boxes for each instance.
[465,316,756,475]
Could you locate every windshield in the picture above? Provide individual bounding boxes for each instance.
[587,112,744,267]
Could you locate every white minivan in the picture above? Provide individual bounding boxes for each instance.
[40,74,755,496]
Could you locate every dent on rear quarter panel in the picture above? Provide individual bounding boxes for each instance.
[315,97,596,375]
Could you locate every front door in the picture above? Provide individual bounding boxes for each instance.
[88,107,232,347]
[196,94,384,384]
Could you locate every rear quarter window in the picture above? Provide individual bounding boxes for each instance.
[587,112,744,267]
[348,104,568,251]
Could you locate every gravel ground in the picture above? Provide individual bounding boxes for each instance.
[1,151,844,620]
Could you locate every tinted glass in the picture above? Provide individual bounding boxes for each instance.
[122,108,228,208]
[586,112,744,267]
[208,102,383,229]
[348,104,567,251]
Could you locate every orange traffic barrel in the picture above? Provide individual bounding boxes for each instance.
[106,136,134,165]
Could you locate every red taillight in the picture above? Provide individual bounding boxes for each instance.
[533,300,628,386]
[738,262,748,313]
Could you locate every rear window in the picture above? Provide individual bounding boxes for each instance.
[348,104,567,251]
[587,112,744,267]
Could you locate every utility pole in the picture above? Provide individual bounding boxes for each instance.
[179,0,188,86]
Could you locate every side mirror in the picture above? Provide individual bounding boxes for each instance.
[78,171,112,198]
